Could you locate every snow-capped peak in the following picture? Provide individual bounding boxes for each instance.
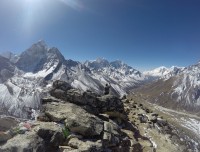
[36,40,48,48]
[16,41,64,73]
[143,66,169,77]
[143,66,184,79]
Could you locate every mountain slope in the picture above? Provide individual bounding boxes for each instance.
[136,62,200,115]
[84,58,144,95]
[0,56,15,83]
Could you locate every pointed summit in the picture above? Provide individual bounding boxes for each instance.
[37,40,47,46]
[96,57,107,63]
[16,40,64,72]
[31,40,48,50]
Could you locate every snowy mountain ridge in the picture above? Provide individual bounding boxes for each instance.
[0,41,144,117]
[1,40,200,118]
[172,62,200,107]
[143,66,185,79]
[137,62,200,115]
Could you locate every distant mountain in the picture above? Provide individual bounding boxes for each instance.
[0,41,144,117]
[143,66,185,80]
[136,62,200,115]
[0,56,15,83]
[84,58,144,95]
[0,51,19,63]
[16,40,65,73]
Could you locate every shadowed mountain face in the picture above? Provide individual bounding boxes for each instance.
[16,40,65,73]
[0,41,144,118]
[0,56,15,83]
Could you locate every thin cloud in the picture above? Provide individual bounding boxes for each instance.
[59,0,85,11]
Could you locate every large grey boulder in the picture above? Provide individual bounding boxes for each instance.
[0,130,45,152]
[43,101,104,136]
[0,117,19,132]
[36,122,65,147]
[103,121,121,147]
[0,121,67,152]
[97,95,124,113]
[50,88,100,115]
[52,80,72,91]
[0,132,12,143]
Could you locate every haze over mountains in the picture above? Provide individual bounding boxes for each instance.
[0,41,200,117]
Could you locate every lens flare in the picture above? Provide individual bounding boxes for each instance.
[60,0,84,11]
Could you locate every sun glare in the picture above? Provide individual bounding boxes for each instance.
[60,0,84,11]
[25,0,39,5]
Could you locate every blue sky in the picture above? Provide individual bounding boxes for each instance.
[0,0,200,71]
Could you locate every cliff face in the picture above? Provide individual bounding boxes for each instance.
[0,81,199,152]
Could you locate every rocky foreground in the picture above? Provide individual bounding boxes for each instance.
[0,81,197,152]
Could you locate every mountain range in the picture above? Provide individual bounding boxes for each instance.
[0,41,144,117]
[138,62,200,115]
[0,40,200,117]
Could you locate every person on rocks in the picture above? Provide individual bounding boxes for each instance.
[27,107,32,119]
[104,83,111,95]
[27,107,37,120]
[31,108,37,120]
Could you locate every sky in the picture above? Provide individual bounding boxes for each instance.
[0,0,200,71]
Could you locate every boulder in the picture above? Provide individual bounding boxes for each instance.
[43,102,104,136]
[149,115,157,124]
[0,130,45,152]
[50,89,68,102]
[0,117,19,132]
[52,80,72,91]
[50,89,100,115]
[36,122,65,147]
[97,95,124,113]
[0,132,12,143]
[103,121,121,147]
[138,114,148,123]
[156,118,168,127]
[67,138,103,152]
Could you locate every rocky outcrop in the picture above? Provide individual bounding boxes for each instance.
[0,80,134,152]
[42,83,134,151]
[1,80,196,152]
[43,101,104,136]
[67,138,102,152]
[0,117,19,132]
[0,130,46,152]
